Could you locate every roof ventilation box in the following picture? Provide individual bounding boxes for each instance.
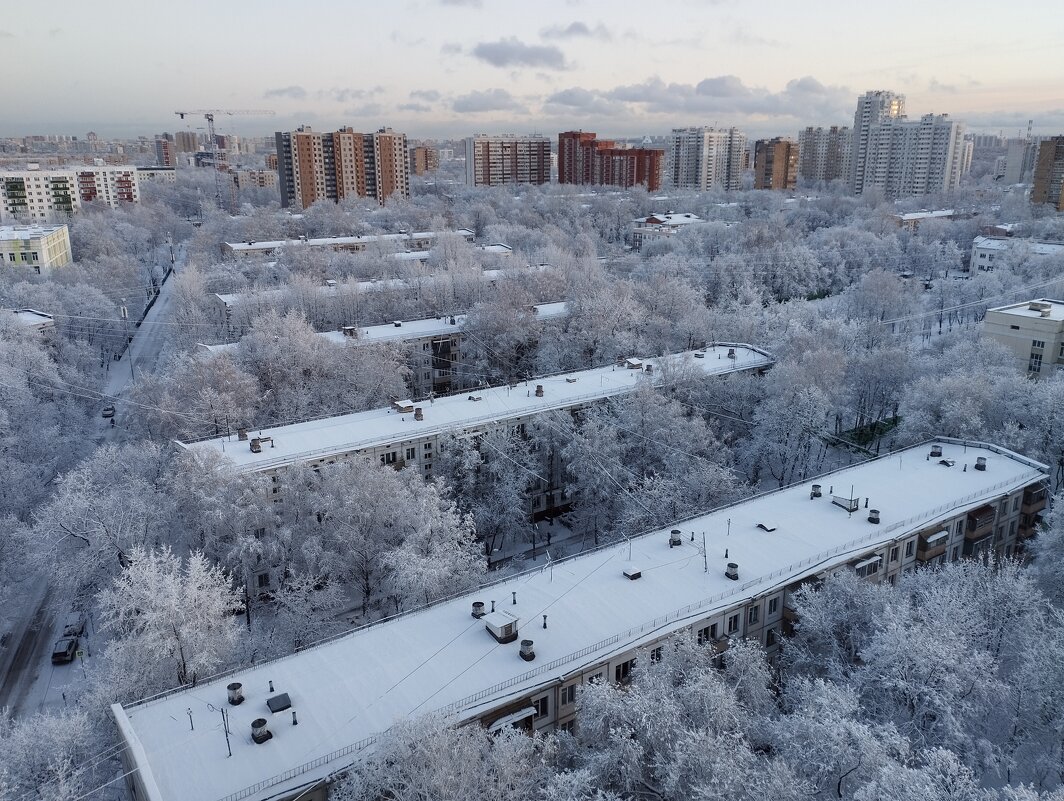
[868,509,880,524]
[251,718,272,744]
[484,610,519,643]
[725,562,739,581]
[810,484,822,499]
[267,693,291,713]
[669,529,682,547]
[623,565,642,580]
[519,639,535,661]
[226,682,244,705]
[930,444,943,458]
[471,601,486,618]
[975,456,987,471]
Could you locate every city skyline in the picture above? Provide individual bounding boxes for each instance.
[3,0,1063,140]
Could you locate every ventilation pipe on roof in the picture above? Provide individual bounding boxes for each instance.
[414,407,424,421]
[810,484,822,499]
[535,384,544,397]
[251,718,272,744]
[930,444,943,458]
[725,562,739,581]
[868,509,880,524]
[226,682,244,705]
[237,428,248,441]
[975,457,987,471]
[670,529,682,548]
[520,639,535,661]
[472,601,486,618]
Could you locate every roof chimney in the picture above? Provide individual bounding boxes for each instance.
[414,407,423,421]
[725,562,739,581]
[669,529,682,548]
[975,456,987,471]
[535,384,544,397]
[519,639,535,661]
[226,682,244,705]
[471,601,486,618]
[251,718,272,744]
[868,509,880,524]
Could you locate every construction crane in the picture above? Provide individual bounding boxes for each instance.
[174,109,275,206]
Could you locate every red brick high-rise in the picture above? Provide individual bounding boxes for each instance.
[557,131,663,190]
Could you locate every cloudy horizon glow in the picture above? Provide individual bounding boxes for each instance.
[4,0,1063,142]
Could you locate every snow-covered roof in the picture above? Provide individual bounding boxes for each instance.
[986,298,1064,322]
[632,213,704,227]
[213,264,555,310]
[199,303,570,355]
[0,224,67,241]
[113,437,1048,801]
[224,229,476,253]
[177,346,774,472]
[3,308,55,328]
[971,236,1064,257]
[893,209,956,222]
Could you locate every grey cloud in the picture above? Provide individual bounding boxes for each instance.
[326,87,384,103]
[544,87,626,117]
[440,42,463,55]
[411,89,441,102]
[471,38,568,70]
[398,103,433,113]
[0,30,15,38]
[345,103,384,117]
[453,88,526,113]
[928,78,959,94]
[603,74,851,119]
[541,21,611,41]
[264,85,307,100]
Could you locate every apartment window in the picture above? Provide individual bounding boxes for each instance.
[727,613,740,634]
[1032,339,1045,350]
[889,546,899,563]
[748,605,760,625]
[558,719,576,734]
[532,696,548,719]
[1029,353,1043,373]
[381,451,398,465]
[1059,342,1064,359]
[649,646,663,664]
[887,574,896,586]
[768,597,778,615]
[765,628,777,647]
[697,623,718,645]
[561,684,576,705]
[905,540,915,558]
[587,672,604,685]
[1013,496,1021,512]
[424,442,432,450]
[405,447,416,460]
[1010,520,1017,537]
[951,546,960,561]
[615,659,635,683]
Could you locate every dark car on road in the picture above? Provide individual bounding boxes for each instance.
[51,637,78,664]
[62,612,85,637]
[101,405,116,418]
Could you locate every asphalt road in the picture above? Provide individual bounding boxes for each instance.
[0,588,53,716]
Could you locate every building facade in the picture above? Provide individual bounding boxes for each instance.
[113,436,1048,801]
[970,235,1064,272]
[850,90,905,194]
[1032,136,1064,211]
[629,212,709,249]
[983,298,1064,377]
[558,131,664,191]
[753,138,799,190]
[464,134,551,187]
[233,169,279,190]
[174,130,199,153]
[666,127,747,191]
[859,113,966,198]
[0,224,73,269]
[275,126,410,209]
[797,126,851,184]
[409,145,439,176]
[0,166,140,222]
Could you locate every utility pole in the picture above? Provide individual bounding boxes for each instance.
[120,302,135,383]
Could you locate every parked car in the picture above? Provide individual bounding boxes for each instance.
[62,612,85,637]
[101,405,116,419]
[51,637,78,664]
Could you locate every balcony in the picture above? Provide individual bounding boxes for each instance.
[966,505,995,541]
[917,529,949,562]
[1023,487,1048,515]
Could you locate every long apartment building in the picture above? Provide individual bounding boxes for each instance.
[983,298,1064,377]
[797,126,851,184]
[113,436,1048,801]
[969,235,1064,272]
[0,224,72,269]
[0,165,140,222]
[201,302,569,398]
[275,126,410,208]
[666,127,748,191]
[177,346,775,517]
[557,131,664,191]
[221,228,475,259]
[464,134,551,187]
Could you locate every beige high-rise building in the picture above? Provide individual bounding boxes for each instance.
[174,130,199,153]
[1031,136,1064,211]
[753,138,798,190]
[409,145,439,176]
[464,134,551,186]
[850,90,905,194]
[860,113,965,198]
[666,127,748,191]
[798,126,851,184]
[275,126,409,208]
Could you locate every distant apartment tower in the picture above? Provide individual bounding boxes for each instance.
[850,90,905,194]
[154,138,176,168]
[797,126,851,183]
[1031,136,1064,211]
[860,113,966,197]
[666,127,747,191]
[557,131,663,190]
[174,130,199,153]
[409,145,439,176]
[264,152,278,171]
[464,134,551,187]
[1004,138,1039,184]
[275,126,410,208]
[753,138,798,190]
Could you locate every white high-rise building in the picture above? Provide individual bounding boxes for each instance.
[860,113,966,198]
[850,90,905,194]
[666,127,747,191]
[464,134,551,186]
[797,126,852,184]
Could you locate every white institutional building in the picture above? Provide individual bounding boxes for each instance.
[665,127,748,191]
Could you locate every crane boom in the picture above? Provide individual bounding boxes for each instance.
[174,109,275,207]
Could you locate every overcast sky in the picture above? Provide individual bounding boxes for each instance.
[4,0,1063,141]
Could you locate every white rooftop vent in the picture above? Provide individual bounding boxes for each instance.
[484,610,519,643]
[669,529,682,547]
[939,459,956,467]
[226,682,244,705]
[471,601,486,618]
[392,399,414,413]
[519,639,535,661]
[831,495,859,513]
[930,444,943,458]
[725,562,739,581]
[622,565,642,580]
